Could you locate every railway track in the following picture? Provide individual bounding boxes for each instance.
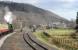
[23,33,48,50]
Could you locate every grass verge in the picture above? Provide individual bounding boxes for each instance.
[33,29,78,50]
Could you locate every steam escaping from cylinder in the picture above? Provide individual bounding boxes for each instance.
[4,7,13,24]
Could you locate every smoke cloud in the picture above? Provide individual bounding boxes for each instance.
[4,11,13,24]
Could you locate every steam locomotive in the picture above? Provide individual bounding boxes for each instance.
[0,23,13,36]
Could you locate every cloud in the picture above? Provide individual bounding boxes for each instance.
[60,0,75,3]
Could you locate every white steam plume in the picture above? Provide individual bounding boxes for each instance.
[4,7,13,24]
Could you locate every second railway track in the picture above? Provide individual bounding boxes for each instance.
[23,32,48,50]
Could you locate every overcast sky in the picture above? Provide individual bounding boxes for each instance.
[1,0,78,20]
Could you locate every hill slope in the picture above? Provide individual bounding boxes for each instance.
[0,1,70,28]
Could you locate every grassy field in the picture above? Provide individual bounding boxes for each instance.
[33,29,78,50]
